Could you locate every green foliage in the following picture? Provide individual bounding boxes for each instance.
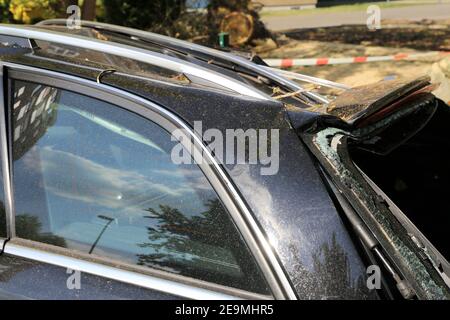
[102,0,185,30]
[8,0,60,24]
[0,0,11,22]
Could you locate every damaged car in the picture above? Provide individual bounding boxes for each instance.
[0,20,448,300]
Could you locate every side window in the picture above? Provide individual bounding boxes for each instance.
[10,79,269,295]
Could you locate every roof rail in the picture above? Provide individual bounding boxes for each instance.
[263,66,350,91]
[0,24,270,101]
[36,19,329,104]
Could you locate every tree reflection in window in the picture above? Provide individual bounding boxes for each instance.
[138,199,268,292]
[10,79,270,295]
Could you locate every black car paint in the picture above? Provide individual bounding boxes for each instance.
[0,46,376,299]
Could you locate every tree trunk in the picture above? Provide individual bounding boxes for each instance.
[207,0,272,46]
[82,0,96,21]
[54,0,79,18]
[65,0,78,7]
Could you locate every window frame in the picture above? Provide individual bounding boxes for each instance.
[0,65,10,247]
[0,62,296,300]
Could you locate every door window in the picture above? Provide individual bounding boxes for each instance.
[10,79,269,295]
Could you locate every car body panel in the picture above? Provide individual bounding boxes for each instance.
[0,253,181,300]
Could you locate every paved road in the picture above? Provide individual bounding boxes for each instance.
[262,3,450,31]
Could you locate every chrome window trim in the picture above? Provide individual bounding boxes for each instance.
[262,66,350,91]
[0,66,14,238]
[356,165,450,287]
[0,24,270,101]
[0,62,296,300]
[3,240,247,300]
[35,19,329,104]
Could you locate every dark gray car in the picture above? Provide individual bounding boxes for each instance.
[0,21,448,300]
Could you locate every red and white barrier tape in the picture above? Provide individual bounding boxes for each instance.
[265,51,450,68]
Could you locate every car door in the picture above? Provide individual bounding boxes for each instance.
[0,62,282,300]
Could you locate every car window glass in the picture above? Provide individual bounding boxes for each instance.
[10,79,269,295]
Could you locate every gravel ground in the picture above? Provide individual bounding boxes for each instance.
[258,19,450,103]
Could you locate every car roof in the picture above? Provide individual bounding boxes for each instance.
[0,27,288,131]
[1,24,275,100]
[34,19,329,105]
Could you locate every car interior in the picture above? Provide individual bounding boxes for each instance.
[349,100,450,268]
